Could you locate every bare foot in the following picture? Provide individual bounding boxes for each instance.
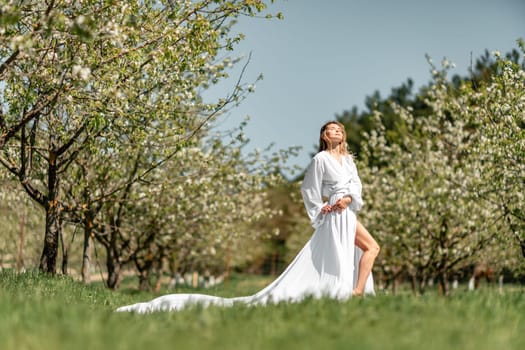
[352,289,363,297]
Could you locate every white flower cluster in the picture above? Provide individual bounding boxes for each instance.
[359,47,525,288]
[72,65,91,80]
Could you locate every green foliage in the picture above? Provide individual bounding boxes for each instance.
[0,0,290,280]
[246,180,311,274]
[116,124,294,284]
[358,43,525,292]
[1,270,524,350]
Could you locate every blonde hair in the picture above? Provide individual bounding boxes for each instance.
[318,121,349,155]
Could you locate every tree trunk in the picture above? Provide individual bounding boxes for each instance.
[392,277,398,295]
[138,271,151,291]
[39,151,60,274]
[410,273,418,296]
[438,271,449,296]
[154,268,163,292]
[225,242,230,287]
[106,245,121,290]
[60,228,68,275]
[17,206,26,272]
[437,218,450,296]
[106,254,121,290]
[81,232,92,284]
[154,255,167,292]
[39,201,60,273]
[81,211,94,284]
[419,277,428,295]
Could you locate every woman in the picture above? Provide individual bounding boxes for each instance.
[305,121,380,297]
[117,121,379,313]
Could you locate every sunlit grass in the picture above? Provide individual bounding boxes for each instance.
[0,269,523,350]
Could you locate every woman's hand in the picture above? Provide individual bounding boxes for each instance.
[321,196,352,215]
[321,204,332,214]
[333,196,352,213]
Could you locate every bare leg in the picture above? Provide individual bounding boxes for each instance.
[353,220,380,296]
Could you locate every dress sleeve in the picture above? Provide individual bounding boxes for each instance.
[300,156,327,228]
[346,158,364,212]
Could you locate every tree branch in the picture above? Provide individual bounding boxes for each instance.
[0,92,59,149]
[0,49,20,76]
[55,121,88,157]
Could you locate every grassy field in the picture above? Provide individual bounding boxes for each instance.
[0,270,523,350]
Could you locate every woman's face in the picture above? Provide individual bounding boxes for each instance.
[324,123,344,144]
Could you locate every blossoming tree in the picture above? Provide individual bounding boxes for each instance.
[0,0,280,274]
[359,43,524,294]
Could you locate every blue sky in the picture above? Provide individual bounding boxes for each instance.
[205,0,524,177]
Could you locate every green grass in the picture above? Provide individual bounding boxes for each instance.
[0,270,524,350]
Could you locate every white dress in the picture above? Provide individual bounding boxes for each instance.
[116,151,374,313]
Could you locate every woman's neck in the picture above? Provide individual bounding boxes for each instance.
[326,145,341,153]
